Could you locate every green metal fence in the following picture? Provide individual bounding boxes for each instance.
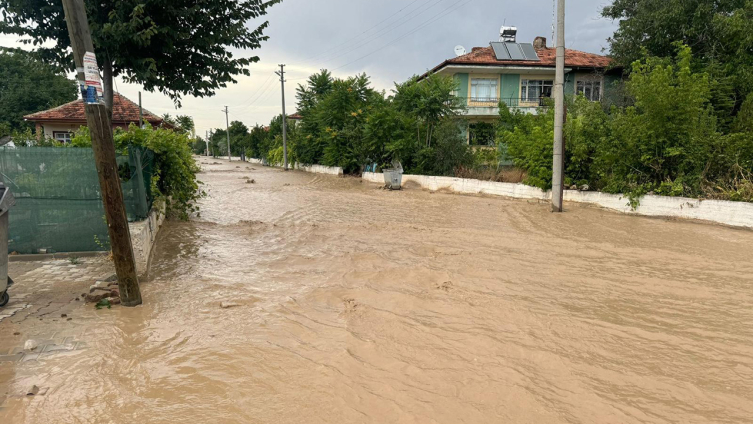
[0,146,154,254]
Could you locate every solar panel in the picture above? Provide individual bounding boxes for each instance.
[505,42,525,60]
[492,42,541,61]
[491,42,511,60]
[520,43,540,61]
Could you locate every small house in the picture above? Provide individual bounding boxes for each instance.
[23,93,169,143]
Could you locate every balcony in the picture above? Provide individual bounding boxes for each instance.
[461,97,549,117]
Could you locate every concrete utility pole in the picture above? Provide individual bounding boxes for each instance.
[223,106,231,161]
[61,0,142,306]
[552,0,566,213]
[205,130,209,156]
[276,64,289,170]
[138,91,143,128]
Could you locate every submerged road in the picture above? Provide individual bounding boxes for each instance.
[2,157,753,423]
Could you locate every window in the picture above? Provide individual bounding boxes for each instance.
[521,80,553,103]
[470,78,498,101]
[576,80,602,101]
[52,131,73,144]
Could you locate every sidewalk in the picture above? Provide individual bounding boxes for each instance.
[0,256,113,356]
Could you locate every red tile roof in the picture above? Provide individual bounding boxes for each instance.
[24,93,165,126]
[427,44,612,75]
[287,113,303,120]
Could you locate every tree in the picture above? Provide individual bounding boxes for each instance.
[0,48,77,135]
[0,0,281,115]
[175,115,194,135]
[603,0,753,115]
[393,74,465,147]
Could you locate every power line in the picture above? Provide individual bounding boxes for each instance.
[331,0,474,72]
[298,0,425,63]
[229,73,275,109]
[302,0,447,67]
[235,74,278,111]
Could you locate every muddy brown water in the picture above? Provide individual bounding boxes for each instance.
[2,159,753,423]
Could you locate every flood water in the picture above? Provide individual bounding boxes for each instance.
[2,158,753,423]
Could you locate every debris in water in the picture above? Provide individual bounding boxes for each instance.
[27,385,39,396]
[220,302,242,309]
[24,340,38,351]
[95,299,112,310]
[85,292,109,303]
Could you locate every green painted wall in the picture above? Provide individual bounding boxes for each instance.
[454,73,469,103]
[500,74,520,103]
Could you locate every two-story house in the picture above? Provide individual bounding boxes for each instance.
[422,27,618,145]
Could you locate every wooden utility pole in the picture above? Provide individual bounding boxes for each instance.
[223,106,231,161]
[61,0,142,306]
[276,64,289,170]
[551,0,566,213]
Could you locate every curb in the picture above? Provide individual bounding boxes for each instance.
[9,251,108,262]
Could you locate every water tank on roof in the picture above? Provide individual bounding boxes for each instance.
[500,26,517,42]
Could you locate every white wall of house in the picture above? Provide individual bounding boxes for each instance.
[40,122,86,141]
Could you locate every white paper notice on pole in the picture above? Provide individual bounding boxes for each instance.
[82,51,104,104]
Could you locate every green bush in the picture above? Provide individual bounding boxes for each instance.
[71,124,202,219]
[498,44,753,204]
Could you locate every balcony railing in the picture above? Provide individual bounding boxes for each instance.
[464,97,551,108]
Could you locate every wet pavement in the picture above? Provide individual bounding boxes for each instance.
[1,158,753,423]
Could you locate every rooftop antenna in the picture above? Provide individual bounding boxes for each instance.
[454,45,467,57]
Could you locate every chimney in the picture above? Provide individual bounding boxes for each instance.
[533,37,547,50]
[500,26,517,43]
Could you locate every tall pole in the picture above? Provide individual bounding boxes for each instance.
[276,64,289,171]
[552,0,566,213]
[61,0,142,306]
[138,91,143,128]
[205,130,209,156]
[210,129,214,157]
[224,106,231,161]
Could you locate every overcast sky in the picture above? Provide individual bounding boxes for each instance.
[1,0,619,138]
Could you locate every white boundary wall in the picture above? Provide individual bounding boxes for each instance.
[295,163,343,176]
[362,172,753,229]
[129,198,167,275]
[244,159,343,176]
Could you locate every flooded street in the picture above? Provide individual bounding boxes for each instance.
[2,158,753,423]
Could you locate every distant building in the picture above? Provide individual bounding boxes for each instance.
[23,93,171,143]
[421,27,620,144]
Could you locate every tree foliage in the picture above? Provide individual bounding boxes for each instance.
[71,124,202,218]
[603,0,753,120]
[289,71,468,174]
[500,45,753,203]
[0,48,77,136]
[0,0,281,107]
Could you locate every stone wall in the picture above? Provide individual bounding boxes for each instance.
[362,172,753,229]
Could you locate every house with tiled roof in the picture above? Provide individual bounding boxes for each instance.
[23,93,169,143]
[422,27,621,144]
